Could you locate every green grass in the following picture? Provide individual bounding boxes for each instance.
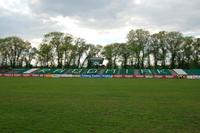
[0,78,200,133]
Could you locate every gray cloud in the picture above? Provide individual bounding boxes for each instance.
[0,9,60,40]
[30,0,132,29]
[129,0,200,31]
[29,0,200,32]
[0,0,200,44]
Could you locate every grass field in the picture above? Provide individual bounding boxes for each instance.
[0,78,200,133]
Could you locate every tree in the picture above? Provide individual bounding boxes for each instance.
[74,38,88,68]
[102,44,113,67]
[157,31,168,68]
[44,32,65,67]
[24,46,37,68]
[118,43,131,68]
[19,41,34,67]
[82,44,102,67]
[3,37,28,67]
[177,36,194,68]
[0,38,9,66]
[62,34,73,67]
[127,29,150,68]
[102,44,119,68]
[37,43,53,67]
[0,29,200,69]
[166,32,184,68]
[191,38,200,68]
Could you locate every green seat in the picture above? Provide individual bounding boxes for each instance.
[184,69,200,75]
[66,69,84,75]
[121,69,134,75]
[103,69,118,75]
[140,69,153,75]
[35,69,66,74]
[13,68,30,74]
[52,69,66,74]
[151,69,172,75]
[78,69,98,75]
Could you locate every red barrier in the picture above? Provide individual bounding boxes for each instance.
[123,75,134,78]
[32,74,40,77]
[3,74,12,77]
[145,75,153,78]
[39,74,44,77]
[113,75,123,78]
[134,75,145,78]
[165,75,177,79]
[22,74,32,77]
[13,74,22,77]
[154,75,164,79]
[0,73,195,79]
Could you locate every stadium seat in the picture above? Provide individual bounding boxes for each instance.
[0,69,11,74]
[184,69,200,75]
[140,69,153,75]
[34,68,66,74]
[13,68,30,74]
[103,69,118,75]
[173,69,187,75]
[121,69,134,75]
[23,68,38,74]
[151,69,172,75]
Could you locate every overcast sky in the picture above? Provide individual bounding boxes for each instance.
[0,0,200,47]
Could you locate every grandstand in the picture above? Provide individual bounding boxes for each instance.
[173,69,187,75]
[33,68,66,74]
[0,68,199,79]
[183,69,200,75]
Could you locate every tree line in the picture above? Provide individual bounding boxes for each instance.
[0,29,199,69]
